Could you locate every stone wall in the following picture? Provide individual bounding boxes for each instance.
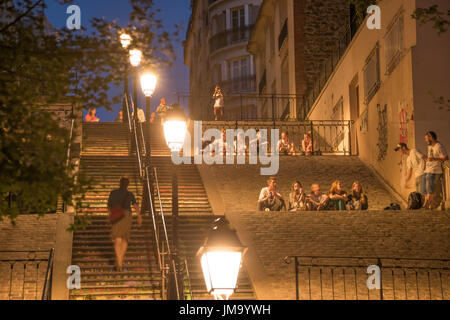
[297,0,350,93]
[227,210,450,300]
[0,214,58,300]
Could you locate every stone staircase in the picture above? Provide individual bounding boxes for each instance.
[69,122,255,300]
[146,124,212,216]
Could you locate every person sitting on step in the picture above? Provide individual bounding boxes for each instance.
[258,177,286,211]
[306,183,329,211]
[277,132,295,156]
[289,181,307,212]
[302,132,314,156]
[328,180,348,210]
[346,181,368,210]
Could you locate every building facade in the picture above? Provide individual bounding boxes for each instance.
[305,0,450,201]
[247,0,351,120]
[184,0,262,120]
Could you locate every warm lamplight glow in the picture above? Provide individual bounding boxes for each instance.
[129,49,142,67]
[163,120,187,152]
[140,73,157,97]
[120,33,132,49]
[201,251,242,300]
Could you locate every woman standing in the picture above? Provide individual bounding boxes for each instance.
[107,177,142,271]
[212,85,224,121]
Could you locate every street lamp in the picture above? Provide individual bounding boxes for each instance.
[197,218,247,300]
[129,49,142,67]
[162,110,188,300]
[163,119,187,153]
[120,33,132,124]
[140,72,157,161]
[140,73,157,121]
[129,49,143,122]
[120,33,132,49]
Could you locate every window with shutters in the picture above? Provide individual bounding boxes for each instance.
[363,43,380,104]
[385,13,404,74]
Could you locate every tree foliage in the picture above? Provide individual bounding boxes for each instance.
[0,0,180,224]
[412,4,450,35]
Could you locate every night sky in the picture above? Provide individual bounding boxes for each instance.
[44,0,190,121]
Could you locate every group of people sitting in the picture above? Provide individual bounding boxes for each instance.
[277,132,315,156]
[257,177,368,212]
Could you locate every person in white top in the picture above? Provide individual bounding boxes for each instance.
[212,85,224,121]
[257,177,286,211]
[422,131,449,209]
[394,143,425,194]
[277,132,295,155]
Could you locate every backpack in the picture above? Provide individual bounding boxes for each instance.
[407,192,423,210]
[384,203,401,211]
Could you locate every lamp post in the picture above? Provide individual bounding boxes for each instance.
[129,49,143,111]
[120,33,132,124]
[162,110,188,300]
[197,218,247,300]
[140,72,157,165]
[140,73,157,125]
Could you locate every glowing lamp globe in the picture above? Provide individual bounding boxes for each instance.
[129,49,142,67]
[140,73,157,97]
[120,33,132,49]
[197,218,247,300]
[163,119,187,153]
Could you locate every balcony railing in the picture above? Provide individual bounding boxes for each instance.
[217,75,256,95]
[210,25,254,54]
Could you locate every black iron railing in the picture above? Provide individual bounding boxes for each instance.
[285,256,450,300]
[124,94,182,300]
[0,249,54,300]
[175,92,304,122]
[210,25,254,53]
[198,120,353,155]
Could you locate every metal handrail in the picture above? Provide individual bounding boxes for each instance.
[124,93,180,299]
[153,167,181,300]
[124,95,160,268]
[60,112,76,213]
[125,95,143,178]
[41,248,55,300]
[65,117,75,168]
[184,258,194,300]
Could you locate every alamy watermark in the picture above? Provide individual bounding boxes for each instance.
[366,265,381,290]
[66,5,81,30]
[367,5,381,30]
[171,121,280,176]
